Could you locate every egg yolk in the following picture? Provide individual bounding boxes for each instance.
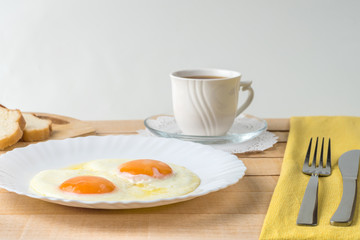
[119,159,173,178]
[59,176,116,194]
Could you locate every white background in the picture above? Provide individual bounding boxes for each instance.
[0,0,359,120]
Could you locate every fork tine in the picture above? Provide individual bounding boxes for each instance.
[304,138,312,167]
[319,138,324,168]
[326,138,331,169]
[312,137,319,167]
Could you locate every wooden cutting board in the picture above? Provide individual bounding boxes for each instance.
[1,113,96,153]
[31,112,96,139]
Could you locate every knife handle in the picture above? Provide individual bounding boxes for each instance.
[297,174,318,225]
[330,178,357,226]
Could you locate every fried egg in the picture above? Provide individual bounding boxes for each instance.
[29,159,200,201]
[29,169,144,201]
[82,158,201,200]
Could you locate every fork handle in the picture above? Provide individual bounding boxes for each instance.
[297,174,319,226]
[330,178,357,226]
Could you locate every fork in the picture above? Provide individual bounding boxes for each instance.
[296,137,331,226]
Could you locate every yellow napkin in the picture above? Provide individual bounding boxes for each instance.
[260,116,360,240]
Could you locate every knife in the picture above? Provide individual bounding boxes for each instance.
[330,150,360,226]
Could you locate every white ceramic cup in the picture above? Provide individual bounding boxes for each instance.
[171,69,254,136]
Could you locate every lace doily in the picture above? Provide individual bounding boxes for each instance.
[137,115,278,154]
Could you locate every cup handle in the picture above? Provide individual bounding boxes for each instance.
[236,81,254,116]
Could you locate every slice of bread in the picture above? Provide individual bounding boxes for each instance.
[0,106,26,150]
[22,113,52,142]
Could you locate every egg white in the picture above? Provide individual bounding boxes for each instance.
[29,159,201,202]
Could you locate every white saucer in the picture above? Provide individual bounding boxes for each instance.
[144,114,267,144]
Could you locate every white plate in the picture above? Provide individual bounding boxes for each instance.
[0,135,246,209]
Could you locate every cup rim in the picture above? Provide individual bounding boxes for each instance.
[170,68,241,80]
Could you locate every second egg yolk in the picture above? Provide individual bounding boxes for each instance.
[118,159,173,178]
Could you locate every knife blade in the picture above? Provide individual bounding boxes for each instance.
[330,150,360,226]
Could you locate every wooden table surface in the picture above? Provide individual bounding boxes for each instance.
[0,118,289,240]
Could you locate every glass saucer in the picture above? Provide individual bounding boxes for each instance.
[144,114,267,144]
